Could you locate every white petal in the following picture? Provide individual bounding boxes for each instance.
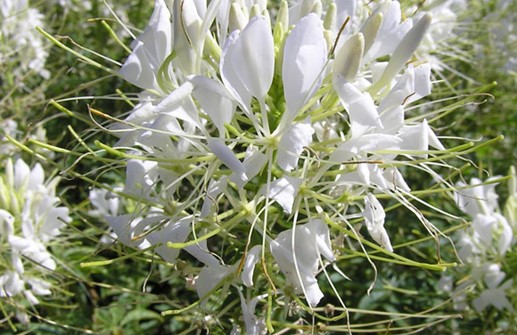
[226,16,274,101]
[208,138,248,182]
[496,214,513,255]
[147,216,192,263]
[27,277,52,296]
[154,82,203,129]
[0,272,24,297]
[135,0,172,63]
[185,240,220,266]
[334,79,382,137]
[383,167,411,192]
[277,119,314,172]
[171,0,203,74]
[335,0,357,33]
[399,123,429,156]
[119,42,158,90]
[190,75,235,136]
[123,159,158,198]
[237,291,267,335]
[282,13,327,123]
[221,30,253,111]
[119,0,172,91]
[369,14,432,94]
[307,219,335,262]
[242,245,262,287]
[201,177,228,217]
[330,134,401,162]
[364,194,393,252]
[413,64,432,100]
[269,221,332,307]
[304,277,324,307]
[288,0,319,25]
[0,209,14,237]
[230,145,267,188]
[14,159,30,190]
[399,120,444,155]
[196,263,233,304]
[267,176,303,214]
[28,163,44,191]
[473,285,512,312]
[89,189,120,217]
[379,64,432,119]
[425,120,445,150]
[107,214,145,248]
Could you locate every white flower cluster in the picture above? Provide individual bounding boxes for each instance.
[0,119,19,156]
[95,0,465,331]
[487,0,517,73]
[0,159,70,314]
[440,172,517,312]
[0,0,50,79]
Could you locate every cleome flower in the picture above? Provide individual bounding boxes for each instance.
[0,158,70,321]
[0,0,50,79]
[442,171,517,314]
[80,0,473,332]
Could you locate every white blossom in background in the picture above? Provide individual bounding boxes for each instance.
[0,119,19,156]
[0,119,55,161]
[484,0,517,73]
[0,158,70,319]
[440,172,517,313]
[0,0,49,79]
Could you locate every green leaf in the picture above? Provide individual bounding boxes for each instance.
[120,309,163,327]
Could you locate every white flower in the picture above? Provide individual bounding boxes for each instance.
[0,158,70,306]
[0,0,49,78]
[122,159,159,199]
[270,219,335,307]
[456,178,500,217]
[0,271,24,297]
[473,264,513,312]
[89,188,120,217]
[237,290,267,335]
[146,216,193,263]
[96,0,463,328]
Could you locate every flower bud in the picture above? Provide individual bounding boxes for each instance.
[333,33,364,83]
